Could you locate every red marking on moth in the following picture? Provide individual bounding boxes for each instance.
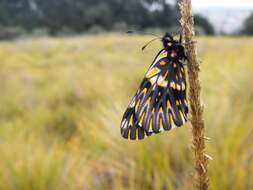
[171,50,177,57]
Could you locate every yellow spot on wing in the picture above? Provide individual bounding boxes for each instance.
[147,97,151,105]
[164,71,169,78]
[176,100,180,106]
[167,100,171,108]
[146,67,160,78]
[173,63,177,68]
[158,78,168,87]
[160,60,167,65]
[158,51,168,59]
[182,82,186,90]
[130,115,134,125]
[170,82,176,89]
[161,81,168,87]
[135,100,140,112]
[139,112,145,125]
[176,84,181,90]
[169,113,173,125]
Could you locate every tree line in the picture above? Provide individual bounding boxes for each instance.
[0,0,216,39]
[241,12,253,35]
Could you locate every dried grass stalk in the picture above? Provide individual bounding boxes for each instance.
[179,0,209,189]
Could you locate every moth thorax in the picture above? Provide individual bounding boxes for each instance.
[170,49,177,58]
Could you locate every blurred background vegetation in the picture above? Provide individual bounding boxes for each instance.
[0,0,216,39]
[0,0,253,190]
[1,0,253,40]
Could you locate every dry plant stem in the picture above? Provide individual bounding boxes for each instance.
[180,0,209,190]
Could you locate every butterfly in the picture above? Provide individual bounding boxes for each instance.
[120,33,188,140]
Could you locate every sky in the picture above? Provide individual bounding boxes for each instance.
[192,0,253,9]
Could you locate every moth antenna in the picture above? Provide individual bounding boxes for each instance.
[170,28,184,43]
[179,33,182,43]
[126,30,161,39]
[141,37,160,51]
[126,30,162,51]
[145,33,162,38]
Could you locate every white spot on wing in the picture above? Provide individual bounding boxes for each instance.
[149,75,158,84]
[159,127,165,132]
[171,120,177,129]
[121,119,128,129]
[129,97,136,108]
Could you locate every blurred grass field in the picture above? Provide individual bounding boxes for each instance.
[0,34,253,190]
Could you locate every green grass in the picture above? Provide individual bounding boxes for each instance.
[0,34,253,189]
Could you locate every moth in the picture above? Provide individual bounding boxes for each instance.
[120,33,188,140]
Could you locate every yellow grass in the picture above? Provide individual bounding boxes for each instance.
[0,34,253,190]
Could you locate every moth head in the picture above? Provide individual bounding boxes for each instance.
[162,33,186,60]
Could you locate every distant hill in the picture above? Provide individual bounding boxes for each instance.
[195,7,253,35]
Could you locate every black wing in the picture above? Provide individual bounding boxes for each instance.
[121,50,188,140]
